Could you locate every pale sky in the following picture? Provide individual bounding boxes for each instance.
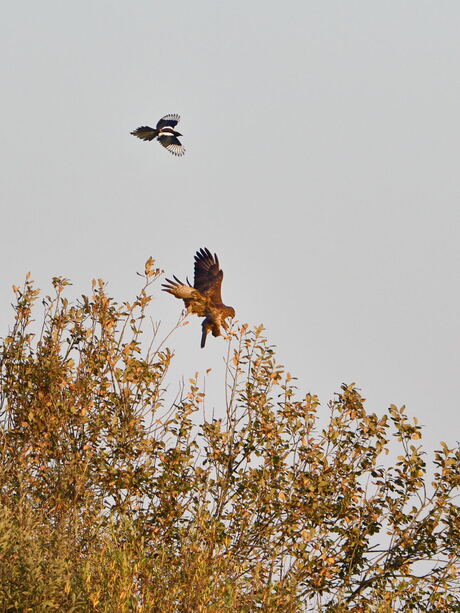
[2,2,459,450]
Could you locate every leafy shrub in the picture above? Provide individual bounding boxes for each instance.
[0,263,458,611]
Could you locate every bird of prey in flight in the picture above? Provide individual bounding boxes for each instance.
[162,248,235,348]
[131,113,185,156]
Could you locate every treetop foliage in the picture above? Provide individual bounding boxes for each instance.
[0,262,459,611]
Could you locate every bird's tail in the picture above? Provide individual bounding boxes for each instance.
[131,126,158,141]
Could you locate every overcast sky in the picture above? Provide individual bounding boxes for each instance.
[2,1,459,451]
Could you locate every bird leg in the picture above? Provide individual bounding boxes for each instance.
[201,320,210,348]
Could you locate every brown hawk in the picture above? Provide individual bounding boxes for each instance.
[162,248,235,348]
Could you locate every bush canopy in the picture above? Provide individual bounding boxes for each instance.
[0,263,459,611]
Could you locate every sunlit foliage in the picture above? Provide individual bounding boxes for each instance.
[0,264,459,611]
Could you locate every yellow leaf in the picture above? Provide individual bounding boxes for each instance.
[144,257,155,276]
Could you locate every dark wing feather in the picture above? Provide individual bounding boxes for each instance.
[156,114,180,130]
[193,247,223,304]
[158,134,185,156]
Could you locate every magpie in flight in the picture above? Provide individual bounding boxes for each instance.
[131,114,185,156]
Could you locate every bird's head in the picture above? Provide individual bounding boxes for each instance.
[224,306,236,320]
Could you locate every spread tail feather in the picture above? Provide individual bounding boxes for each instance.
[131,126,158,141]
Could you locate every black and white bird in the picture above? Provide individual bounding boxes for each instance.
[130,114,185,156]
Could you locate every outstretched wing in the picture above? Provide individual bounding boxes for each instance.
[193,248,223,304]
[162,276,207,316]
[158,134,185,156]
[131,126,157,141]
[156,114,181,130]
